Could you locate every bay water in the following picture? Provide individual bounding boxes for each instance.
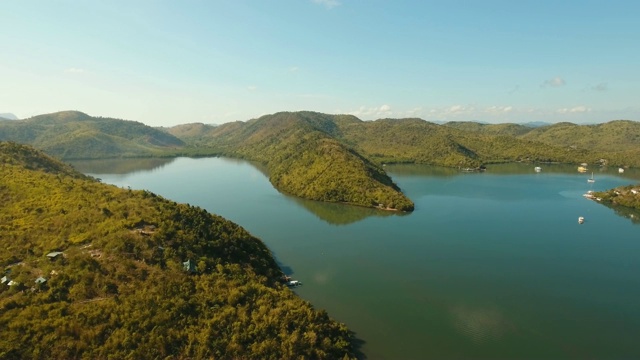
[71,158,640,359]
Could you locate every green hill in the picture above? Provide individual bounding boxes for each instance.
[6,110,638,211]
[519,120,640,152]
[443,120,640,167]
[443,121,532,137]
[332,117,590,167]
[0,111,185,159]
[169,112,415,211]
[169,112,633,210]
[0,142,356,359]
[592,184,640,211]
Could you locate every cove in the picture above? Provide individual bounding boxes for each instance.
[71,157,640,359]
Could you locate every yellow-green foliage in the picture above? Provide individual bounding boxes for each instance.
[334,117,593,167]
[0,111,185,159]
[593,184,640,210]
[186,112,415,211]
[444,120,640,167]
[0,142,356,359]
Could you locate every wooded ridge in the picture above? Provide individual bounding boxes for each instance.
[0,141,357,359]
[3,110,640,211]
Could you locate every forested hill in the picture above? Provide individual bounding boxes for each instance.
[0,111,185,159]
[0,142,357,359]
[332,117,588,167]
[170,112,415,211]
[167,111,606,210]
[4,110,637,211]
[443,119,640,167]
[171,112,615,170]
[0,113,18,120]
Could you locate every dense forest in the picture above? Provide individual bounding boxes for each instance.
[170,111,640,169]
[170,112,415,211]
[3,110,639,211]
[0,111,185,159]
[592,185,640,211]
[443,119,640,166]
[0,142,357,359]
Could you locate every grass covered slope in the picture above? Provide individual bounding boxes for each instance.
[519,120,640,152]
[0,142,356,359]
[443,120,640,167]
[592,184,640,210]
[0,111,185,159]
[172,112,414,211]
[335,117,590,167]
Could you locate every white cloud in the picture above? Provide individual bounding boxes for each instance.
[348,104,393,118]
[420,104,517,121]
[311,0,341,9]
[486,105,513,113]
[289,66,299,72]
[404,107,423,117]
[542,76,566,88]
[444,105,476,115]
[247,85,257,91]
[64,67,85,74]
[556,106,591,114]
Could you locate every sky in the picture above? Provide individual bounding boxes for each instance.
[1,0,639,126]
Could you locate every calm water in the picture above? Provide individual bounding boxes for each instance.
[71,158,640,359]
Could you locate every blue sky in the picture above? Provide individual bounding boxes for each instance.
[1,0,639,126]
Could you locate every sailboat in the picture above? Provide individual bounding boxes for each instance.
[588,172,595,183]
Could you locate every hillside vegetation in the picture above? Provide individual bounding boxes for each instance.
[592,184,640,211]
[443,120,640,167]
[0,111,185,159]
[334,117,590,167]
[169,112,617,209]
[3,110,638,211]
[170,112,415,211]
[0,142,356,359]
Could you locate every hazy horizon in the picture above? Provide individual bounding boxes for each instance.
[4,109,636,128]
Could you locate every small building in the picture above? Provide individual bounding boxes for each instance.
[35,277,47,285]
[1,275,9,285]
[47,251,64,259]
[183,259,196,273]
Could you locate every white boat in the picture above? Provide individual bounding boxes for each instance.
[619,168,625,173]
[534,166,542,172]
[286,280,302,287]
[587,172,595,183]
[578,216,584,224]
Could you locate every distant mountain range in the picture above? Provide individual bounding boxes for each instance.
[0,111,184,159]
[0,113,18,120]
[2,109,639,210]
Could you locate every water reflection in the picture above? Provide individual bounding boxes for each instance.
[288,196,405,225]
[596,201,640,225]
[70,157,640,226]
[386,162,640,180]
[69,157,176,175]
